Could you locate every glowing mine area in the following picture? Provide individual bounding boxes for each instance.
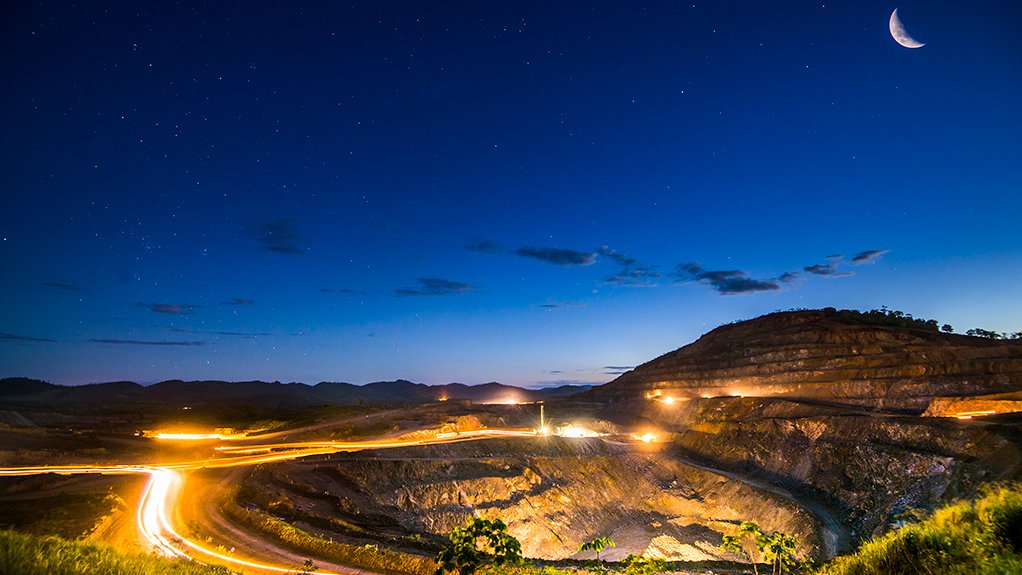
[644,388,761,402]
[556,425,603,438]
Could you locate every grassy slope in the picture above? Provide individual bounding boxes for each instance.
[817,484,1022,575]
[0,529,231,575]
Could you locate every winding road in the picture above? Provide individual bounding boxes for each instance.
[0,429,538,574]
[1,426,846,571]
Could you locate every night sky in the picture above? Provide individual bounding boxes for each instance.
[2,1,1020,387]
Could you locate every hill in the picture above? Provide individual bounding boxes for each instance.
[586,309,1022,551]
[593,308,1022,412]
[0,377,590,414]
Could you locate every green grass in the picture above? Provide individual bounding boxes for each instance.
[817,484,1022,575]
[0,529,231,575]
[0,492,122,539]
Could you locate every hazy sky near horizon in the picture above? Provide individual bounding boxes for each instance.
[2,1,1020,386]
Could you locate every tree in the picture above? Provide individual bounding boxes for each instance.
[941,324,954,333]
[435,517,522,575]
[759,531,798,575]
[621,553,668,575]
[720,522,765,575]
[720,522,800,575]
[578,536,617,562]
[966,328,1002,339]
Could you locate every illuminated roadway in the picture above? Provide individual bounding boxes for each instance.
[0,428,540,574]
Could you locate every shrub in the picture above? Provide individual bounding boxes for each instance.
[817,484,1022,575]
[0,528,231,575]
[435,518,523,575]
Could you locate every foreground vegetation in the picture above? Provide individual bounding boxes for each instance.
[0,491,122,539]
[817,484,1022,575]
[0,529,230,575]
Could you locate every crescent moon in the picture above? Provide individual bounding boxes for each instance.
[889,8,925,49]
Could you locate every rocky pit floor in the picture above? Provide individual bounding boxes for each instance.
[234,432,825,565]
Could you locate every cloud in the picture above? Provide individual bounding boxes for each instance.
[826,254,844,261]
[321,287,367,296]
[605,265,661,287]
[597,246,661,286]
[803,262,854,278]
[244,219,305,255]
[167,327,270,338]
[673,262,781,295]
[466,238,505,254]
[851,249,890,264]
[779,271,800,283]
[538,301,586,310]
[395,277,475,297]
[516,246,597,267]
[0,332,58,343]
[223,298,254,305]
[89,338,206,346]
[43,282,83,292]
[604,365,635,370]
[532,379,604,388]
[596,246,638,268]
[137,302,196,315]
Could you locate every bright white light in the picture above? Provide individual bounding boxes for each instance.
[557,425,601,438]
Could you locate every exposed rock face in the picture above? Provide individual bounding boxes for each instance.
[593,310,1022,411]
[239,438,819,561]
[923,391,1022,418]
[589,310,1022,544]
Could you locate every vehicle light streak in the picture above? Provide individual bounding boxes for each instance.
[137,468,187,558]
[0,427,540,573]
[154,433,231,441]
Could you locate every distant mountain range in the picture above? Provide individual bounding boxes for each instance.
[0,377,591,412]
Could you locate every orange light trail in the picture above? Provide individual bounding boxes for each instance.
[0,427,539,573]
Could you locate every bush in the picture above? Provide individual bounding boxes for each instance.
[817,484,1022,575]
[0,529,231,575]
[435,518,522,575]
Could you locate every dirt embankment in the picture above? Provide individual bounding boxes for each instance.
[237,437,822,562]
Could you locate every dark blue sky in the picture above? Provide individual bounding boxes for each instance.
[2,1,1020,386]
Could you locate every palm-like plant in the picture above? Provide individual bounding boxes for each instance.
[578,536,617,562]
